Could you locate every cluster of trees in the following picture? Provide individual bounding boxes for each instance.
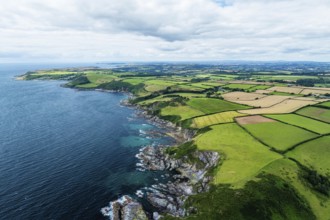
[303,169,330,196]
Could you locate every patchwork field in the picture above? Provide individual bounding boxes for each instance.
[247,85,271,92]
[296,106,330,123]
[261,159,330,220]
[267,86,303,94]
[223,83,256,90]
[286,136,330,177]
[254,89,273,94]
[187,98,250,114]
[266,114,330,134]
[192,111,245,128]
[301,88,330,95]
[160,105,204,121]
[235,115,275,125]
[230,95,291,108]
[195,123,282,185]
[240,117,318,151]
[239,99,318,114]
[222,92,266,101]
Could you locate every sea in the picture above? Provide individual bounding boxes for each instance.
[0,63,174,219]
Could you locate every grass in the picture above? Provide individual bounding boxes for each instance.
[223,83,256,90]
[195,123,282,186]
[242,121,318,152]
[266,114,330,134]
[261,159,330,220]
[85,72,118,84]
[192,111,245,128]
[160,105,205,121]
[317,101,330,108]
[145,84,168,92]
[187,98,250,114]
[247,85,271,92]
[286,136,330,177]
[296,106,330,123]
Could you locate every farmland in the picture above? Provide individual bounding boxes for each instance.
[297,106,330,123]
[195,123,282,186]
[187,98,250,114]
[286,136,330,176]
[266,114,330,134]
[160,105,204,121]
[192,111,245,128]
[20,63,330,219]
[239,99,319,114]
[240,117,318,152]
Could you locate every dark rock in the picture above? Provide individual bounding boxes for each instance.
[101,195,148,220]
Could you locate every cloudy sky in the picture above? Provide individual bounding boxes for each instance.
[1,0,330,62]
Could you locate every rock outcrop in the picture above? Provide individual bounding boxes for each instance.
[136,146,220,217]
[101,195,148,220]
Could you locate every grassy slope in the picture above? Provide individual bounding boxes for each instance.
[164,174,316,220]
[195,123,282,186]
[187,98,250,114]
[261,159,330,220]
[161,105,205,121]
[242,122,318,151]
[297,107,330,123]
[266,114,330,134]
[286,136,330,177]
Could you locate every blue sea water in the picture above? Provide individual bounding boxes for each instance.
[0,63,173,219]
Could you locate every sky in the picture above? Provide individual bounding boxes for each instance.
[1,0,330,62]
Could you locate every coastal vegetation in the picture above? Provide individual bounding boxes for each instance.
[20,63,330,219]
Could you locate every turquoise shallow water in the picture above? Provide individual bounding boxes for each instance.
[0,63,173,219]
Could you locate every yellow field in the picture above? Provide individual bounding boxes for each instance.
[192,111,245,128]
[239,99,318,114]
[267,86,303,94]
[230,95,291,108]
[300,88,330,95]
[222,92,266,101]
[254,89,272,94]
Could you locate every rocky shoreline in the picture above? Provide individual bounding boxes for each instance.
[102,100,220,220]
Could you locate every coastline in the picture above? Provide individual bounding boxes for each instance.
[101,94,220,220]
[18,76,220,220]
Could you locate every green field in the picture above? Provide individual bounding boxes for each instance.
[317,101,330,108]
[297,106,330,123]
[223,83,256,90]
[247,85,271,92]
[261,159,330,220]
[187,98,250,114]
[266,114,330,134]
[195,123,282,186]
[286,136,330,177]
[242,122,318,152]
[161,105,204,121]
[192,111,245,128]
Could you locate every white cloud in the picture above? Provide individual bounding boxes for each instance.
[0,0,330,62]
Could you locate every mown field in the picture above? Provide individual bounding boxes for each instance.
[241,120,318,152]
[192,111,245,128]
[187,98,250,114]
[266,114,330,134]
[297,106,330,123]
[195,123,282,186]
